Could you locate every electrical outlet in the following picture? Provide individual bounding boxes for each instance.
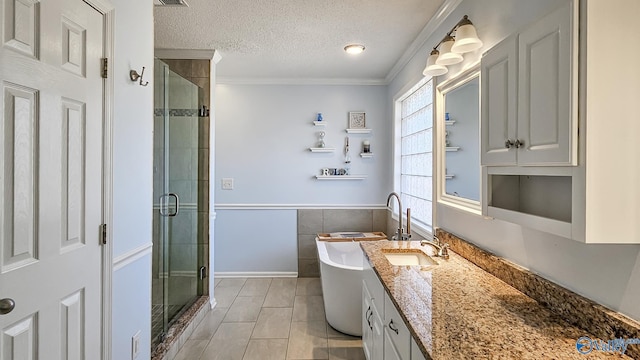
[222,178,234,190]
[131,330,141,359]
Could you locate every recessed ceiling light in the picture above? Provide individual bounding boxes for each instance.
[344,44,365,55]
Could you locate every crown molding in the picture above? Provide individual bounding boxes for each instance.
[384,0,463,84]
[216,77,387,86]
[154,48,221,63]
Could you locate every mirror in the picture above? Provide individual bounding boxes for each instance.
[436,64,481,213]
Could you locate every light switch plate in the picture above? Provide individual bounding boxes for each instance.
[222,178,234,190]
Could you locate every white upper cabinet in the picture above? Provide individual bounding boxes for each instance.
[481,2,577,166]
[517,2,577,166]
[481,0,640,243]
[481,34,517,166]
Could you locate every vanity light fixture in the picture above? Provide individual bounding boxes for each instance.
[423,15,483,77]
[344,44,365,55]
[424,50,448,76]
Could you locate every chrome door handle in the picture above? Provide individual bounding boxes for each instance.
[505,139,514,149]
[159,193,180,217]
[515,139,524,148]
[159,194,169,216]
[388,319,399,335]
[167,193,179,217]
[0,298,15,315]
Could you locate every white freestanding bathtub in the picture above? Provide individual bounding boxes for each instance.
[316,239,363,336]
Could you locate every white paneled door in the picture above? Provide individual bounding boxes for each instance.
[0,0,104,359]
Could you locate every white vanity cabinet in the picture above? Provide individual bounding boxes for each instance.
[383,293,411,360]
[362,280,384,360]
[362,254,428,360]
[363,257,385,360]
[411,338,427,360]
[481,1,577,167]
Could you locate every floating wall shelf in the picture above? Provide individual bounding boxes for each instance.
[445,120,456,126]
[313,121,326,126]
[315,175,366,180]
[360,153,374,158]
[309,147,335,153]
[345,128,372,134]
[446,146,460,152]
[445,174,455,179]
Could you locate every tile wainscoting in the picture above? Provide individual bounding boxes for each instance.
[297,209,388,277]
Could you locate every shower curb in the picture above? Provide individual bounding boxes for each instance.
[150,296,210,360]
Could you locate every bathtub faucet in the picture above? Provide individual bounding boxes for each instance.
[386,192,411,240]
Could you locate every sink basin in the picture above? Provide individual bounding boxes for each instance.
[383,251,438,266]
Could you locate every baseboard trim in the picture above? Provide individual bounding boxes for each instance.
[214,271,298,278]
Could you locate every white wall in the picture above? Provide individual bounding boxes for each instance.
[215,84,391,205]
[215,210,297,274]
[389,0,640,322]
[111,0,154,358]
[214,84,392,273]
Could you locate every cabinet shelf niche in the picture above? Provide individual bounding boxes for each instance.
[486,173,572,238]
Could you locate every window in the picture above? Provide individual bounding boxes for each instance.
[397,79,433,233]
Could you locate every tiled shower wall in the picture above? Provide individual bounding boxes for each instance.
[161,59,211,295]
[297,209,388,277]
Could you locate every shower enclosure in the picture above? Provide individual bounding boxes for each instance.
[152,59,208,349]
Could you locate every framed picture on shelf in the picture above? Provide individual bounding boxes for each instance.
[348,112,366,129]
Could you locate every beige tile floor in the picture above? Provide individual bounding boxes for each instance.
[173,277,365,360]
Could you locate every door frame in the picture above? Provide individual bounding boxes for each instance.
[80,0,114,359]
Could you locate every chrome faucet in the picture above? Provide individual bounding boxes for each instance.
[386,192,411,240]
[420,236,450,259]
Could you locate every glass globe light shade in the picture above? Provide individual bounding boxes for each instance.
[451,24,483,53]
[435,37,464,65]
[423,50,448,77]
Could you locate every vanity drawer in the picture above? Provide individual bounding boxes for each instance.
[383,292,410,360]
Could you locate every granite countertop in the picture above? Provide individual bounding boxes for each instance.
[360,240,631,359]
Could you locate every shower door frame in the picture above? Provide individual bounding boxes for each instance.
[153,59,204,347]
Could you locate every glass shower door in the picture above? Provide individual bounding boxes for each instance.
[152,59,201,348]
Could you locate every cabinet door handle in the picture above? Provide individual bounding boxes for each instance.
[515,139,524,148]
[505,139,514,149]
[388,319,399,335]
[365,306,371,328]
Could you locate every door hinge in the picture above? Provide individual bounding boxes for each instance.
[100,223,107,245]
[101,58,108,79]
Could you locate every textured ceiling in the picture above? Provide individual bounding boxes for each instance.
[154,0,446,83]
